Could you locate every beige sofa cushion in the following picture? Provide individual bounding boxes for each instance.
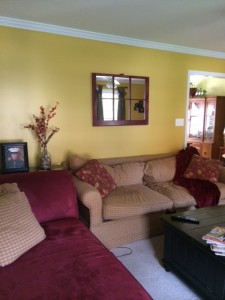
[104,162,145,186]
[146,181,196,208]
[184,154,223,182]
[0,191,46,266]
[144,156,176,183]
[103,184,173,220]
[69,154,88,171]
[0,183,20,195]
[70,156,145,187]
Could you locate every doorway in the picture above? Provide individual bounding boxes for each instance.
[185,70,225,155]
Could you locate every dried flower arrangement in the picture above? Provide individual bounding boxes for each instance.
[24,102,60,148]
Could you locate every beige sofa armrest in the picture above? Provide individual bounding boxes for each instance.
[219,167,225,184]
[72,176,103,227]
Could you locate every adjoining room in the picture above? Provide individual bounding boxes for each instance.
[1,1,225,299]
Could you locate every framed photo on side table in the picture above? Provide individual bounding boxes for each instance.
[0,142,29,173]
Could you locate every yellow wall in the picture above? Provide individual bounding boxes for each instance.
[197,78,225,96]
[1,26,225,167]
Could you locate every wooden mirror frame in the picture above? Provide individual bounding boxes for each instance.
[92,73,149,126]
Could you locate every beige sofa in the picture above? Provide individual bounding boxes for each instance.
[63,153,225,249]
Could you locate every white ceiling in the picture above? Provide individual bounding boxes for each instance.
[1,0,225,58]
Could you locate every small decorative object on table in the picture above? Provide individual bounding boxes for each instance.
[24,102,60,170]
[202,226,225,256]
[0,142,29,173]
[40,144,51,170]
[189,82,197,97]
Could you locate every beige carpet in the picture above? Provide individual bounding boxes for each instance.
[110,235,204,300]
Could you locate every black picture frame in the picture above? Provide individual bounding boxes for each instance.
[0,142,29,174]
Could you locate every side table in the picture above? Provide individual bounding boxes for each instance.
[29,165,62,172]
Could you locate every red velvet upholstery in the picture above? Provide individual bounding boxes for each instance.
[0,170,78,222]
[0,170,152,300]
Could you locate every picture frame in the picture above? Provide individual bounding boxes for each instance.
[0,142,29,174]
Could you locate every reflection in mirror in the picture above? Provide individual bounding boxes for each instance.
[92,73,149,126]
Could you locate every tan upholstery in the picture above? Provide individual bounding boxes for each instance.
[144,156,176,182]
[103,162,145,186]
[145,181,196,208]
[73,176,103,227]
[0,191,46,266]
[0,183,20,195]
[65,153,225,249]
[103,184,172,220]
[92,208,193,249]
[69,154,88,171]
[92,212,165,249]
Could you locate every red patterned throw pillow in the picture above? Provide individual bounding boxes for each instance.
[76,159,117,198]
[184,154,223,182]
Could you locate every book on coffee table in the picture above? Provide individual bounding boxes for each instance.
[210,244,225,253]
[203,226,225,256]
[212,245,225,256]
[210,242,225,248]
[202,226,225,245]
[214,252,225,256]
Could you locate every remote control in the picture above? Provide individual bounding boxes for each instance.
[171,215,200,224]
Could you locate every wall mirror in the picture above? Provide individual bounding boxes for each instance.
[92,73,149,126]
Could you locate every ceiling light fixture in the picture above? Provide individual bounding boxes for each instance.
[106,78,120,89]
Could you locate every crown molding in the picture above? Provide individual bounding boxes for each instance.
[1,16,225,59]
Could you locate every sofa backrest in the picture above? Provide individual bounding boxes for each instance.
[144,156,176,183]
[65,152,177,171]
[64,152,177,187]
[0,170,78,223]
[103,162,145,186]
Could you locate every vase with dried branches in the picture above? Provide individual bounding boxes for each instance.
[24,102,60,170]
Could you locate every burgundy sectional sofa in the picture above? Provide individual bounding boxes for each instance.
[0,170,152,300]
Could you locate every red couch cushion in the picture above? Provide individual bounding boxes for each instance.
[0,218,152,300]
[184,154,223,182]
[0,170,78,223]
[76,159,116,198]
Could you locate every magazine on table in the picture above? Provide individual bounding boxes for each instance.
[214,252,225,257]
[210,244,225,252]
[202,226,225,245]
[206,239,225,247]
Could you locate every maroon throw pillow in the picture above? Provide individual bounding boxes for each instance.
[76,159,116,198]
[184,154,223,182]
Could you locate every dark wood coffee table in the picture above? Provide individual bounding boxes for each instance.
[161,205,225,300]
